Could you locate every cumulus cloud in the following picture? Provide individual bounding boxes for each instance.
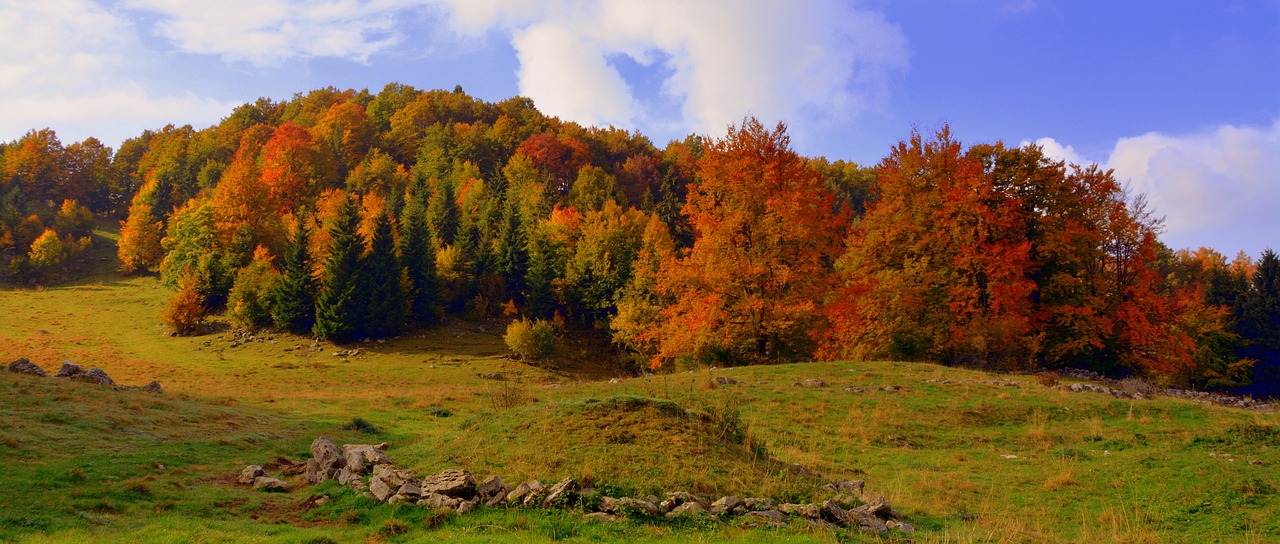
[0,0,238,146]
[1032,120,1280,256]
[433,0,910,136]
[1027,137,1087,167]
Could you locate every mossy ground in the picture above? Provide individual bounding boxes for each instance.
[1,230,1277,543]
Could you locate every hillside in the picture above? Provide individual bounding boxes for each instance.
[1,232,1277,543]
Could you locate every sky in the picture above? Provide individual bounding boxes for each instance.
[1,0,1277,257]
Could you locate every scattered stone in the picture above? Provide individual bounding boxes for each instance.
[476,475,506,501]
[253,476,289,492]
[779,503,820,519]
[583,512,620,523]
[309,436,345,480]
[478,372,506,380]
[542,477,577,507]
[373,464,419,490]
[882,385,899,392]
[418,492,461,509]
[665,501,707,518]
[56,361,84,378]
[342,443,391,474]
[714,376,739,385]
[793,379,827,388]
[743,497,774,511]
[616,497,660,517]
[140,381,163,393]
[821,500,850,526]
[369,476,396,502]
[843,386,866,393]
[397,482,423,498]
[238,465,265,484]
[1250,459,1264,466]
[852,507,889,533]
[313,495,330,507]
[711,495,744,515]
[504,480,544,505]
[421,469,476,499]
[860,494,894,519]
[887,520,915,533]
[7,358,46,377]
[744,509,784,522]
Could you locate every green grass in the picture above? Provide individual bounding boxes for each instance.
[1,230,1278,543]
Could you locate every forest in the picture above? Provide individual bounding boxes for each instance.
[1,84,1277,396]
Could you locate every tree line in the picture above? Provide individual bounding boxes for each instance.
[1,84,1276,395]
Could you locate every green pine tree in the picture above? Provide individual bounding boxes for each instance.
[427,179,459,247]
[271,214,316,333]
[400,204,442,326]
[524,231,556,319]
[364,211,407,337]
[313,196,366,343]
[494,196,528,302]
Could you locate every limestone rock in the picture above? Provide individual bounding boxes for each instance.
[714,376,739,385]
[744,509,783,522]
[542,477,577,507]
[7,358,46,377]
[711,495,744,515]
[504,480,544,505]
[76,367,115,386]
[665,501,706,518]
[456,498,478,515]
[476,475,506,501]
[743,497,774,511]
[597,496,619,513]
[140,381,163,393]
[820,500,850,527]
[887,520,915,533]
[779,503,820,519]
[397,482,422,498]
[309,436,346,474]
[372,464,418,489]
[852,506,889,533]
[341,443,390,474]
[369,476,396,502]
[616,497,659,517]
[583,512,619,523]
[253,476,289,492]
[418,492,461,509]
[420,469,476,499]
[860,493,893,519]
[56,361,84,378]
[238,465,265,484]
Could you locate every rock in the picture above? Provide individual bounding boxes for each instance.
[710,495,743,515]
[7,358,46,377]
[860,493,893,519]
[305,459,324,484]
[336,466,356,486]
[253,476,289,492]
[372,464,418,489]
[238,465,265,484]
[616,497,659,517]
[369,476,396,502]
[421,469,476,499]
[485,484,512,507]
[349,478,367,492]
[779,503,821,519]
[476,475,506,501]
[793,379,827,388]
[665,501,706,518]
[341,443,391,474]
[521,481,549,506]
[313,495,329,507]
[76,367,115,386]
[583,512,620,523]
[743,497,774,511]
[542,477,577,507]
[56,361,84,378]
[852,506,889,533]
[419,492,461,509]
[833,480,865,495]
[821,500,850,527]
[744,509,784,522]
[309,436,346,475]
[456,498,479,515]
[504,480,544,505]
[887,520,915,533]
[714,376,739,385]
[665,491,708,509]
[397,482,423,498]
[597,496,619,513]
[387,493,415,505]
[140,381,163,393]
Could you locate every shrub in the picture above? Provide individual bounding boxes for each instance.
[227,247,281,328]
[342,417,378,434]
[163,273,206,335]
[504,318,554,361]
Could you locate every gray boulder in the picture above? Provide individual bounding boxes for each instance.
[665,501,706,518]
[253,476,289,492]
[309,436,345,473]
[419,492,462,509]
[341,443,390,474]
[820,500,850,526]
[421,469,476,498]
[56,361,84,378]
[238,465,265,484]
[779,503,821,519]
[7,358,46,377]
[711,495,744,515]
[140,381,163,393]
[542,477,577,507]
[74,367,115,386]
[369,476,396,502]
[504,480,544,505]
[476,475,506,501]
[616,497,659,517]
[744,509,783,522]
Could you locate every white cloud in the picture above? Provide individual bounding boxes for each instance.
[431,0,909,137]
[123,0,418,65]
[1026,137,1087,166]
[0,0,239,147]
[1106,120,1280,254]
[1033,120,1280,256]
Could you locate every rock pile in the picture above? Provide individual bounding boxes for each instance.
[1050,368,1274,410]
[240,437,913,535]
[6,358,162,393]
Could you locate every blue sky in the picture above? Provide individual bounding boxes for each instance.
[1,0,1277,257]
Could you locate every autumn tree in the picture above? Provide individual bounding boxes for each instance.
[643,119,848,367]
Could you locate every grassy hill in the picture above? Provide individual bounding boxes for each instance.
[1,231,1277,543]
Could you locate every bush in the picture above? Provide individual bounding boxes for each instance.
[504,318,554,361]
[227,247,281,328]
[163,273,206,335]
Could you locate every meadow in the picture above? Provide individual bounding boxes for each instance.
[0,229,1277,543]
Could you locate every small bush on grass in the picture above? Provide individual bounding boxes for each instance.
[342,417,378,434]
[505,318,554,361]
